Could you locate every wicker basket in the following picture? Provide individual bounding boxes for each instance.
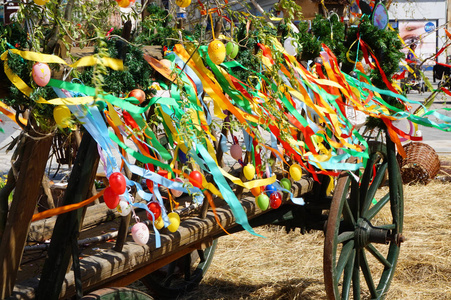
[397,142,440,184]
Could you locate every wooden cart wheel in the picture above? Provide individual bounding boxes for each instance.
[140,239,218,299]
[324,138,404,300]
[81,287,154,299]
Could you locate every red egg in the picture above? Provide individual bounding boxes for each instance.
[189,171,203,189]
[109,172,126,195]
[146,201,161,221]
[146,179,154,192]
[104,187,120,209]
[269,191,282,209]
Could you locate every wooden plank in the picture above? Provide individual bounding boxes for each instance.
[11,178,314,299]
[0,131,53,299]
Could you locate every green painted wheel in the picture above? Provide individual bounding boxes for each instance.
[81,287,154,299]
[324,138,404,300]
[140,239,217,299]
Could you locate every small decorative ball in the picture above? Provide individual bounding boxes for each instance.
[109,172,127,195]
[289,164,303,181]
[53,105,71,128]
[269,191,282,209]
[208,40,226,65]
[32,62,51,87]
[131,223,149,245]
[256,193,270,211]
[230,144,242,160]
[243,164,255,180]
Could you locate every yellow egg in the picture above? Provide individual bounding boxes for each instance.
[154,216,164,230]
[167,212,180,232]
[175,0,191,8]
[53,105,71,128]
[243,164,255,181]
[289,164,302,181]
[208,40,226,65]
[33,0,49,5]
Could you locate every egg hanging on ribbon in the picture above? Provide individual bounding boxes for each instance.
[103,187,120,209]
[129,89,146,103]
[146,201,161,221]
[175,0,191,7]
[167,212,180,232]
[32,62,51,87]
[170,178,184,198]
[243,164,255,180]
[256,193,270,211]
[189,171,203,189]
[53,105,71,128]
[265,184,277,197]
[109,172,127,195]
[33,0,49,5]
[154,216,164,230]
[208,40,226,65]
[131,223,149,245]
[251,186,262,197]
[269,191,282,209]
[280,178,292,191]
[117,199,132,216]
[289,164,302,181]
[230,144,242,160]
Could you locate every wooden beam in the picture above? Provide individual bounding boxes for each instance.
[0,131,53,299]
[36,132,99,299]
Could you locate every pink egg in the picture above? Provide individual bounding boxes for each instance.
[170,178,184,198]
[32,62,51,87]
[131,223,149,245]
[230,144,242,160]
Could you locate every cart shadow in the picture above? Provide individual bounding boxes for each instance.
[177,278,325,300]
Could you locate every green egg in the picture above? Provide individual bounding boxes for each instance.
[226,42,234,55]
[230,43,239,59]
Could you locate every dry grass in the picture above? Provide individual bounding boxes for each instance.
[177,156,451,300]
[135,156,451,299]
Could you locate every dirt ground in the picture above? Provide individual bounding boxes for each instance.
[170,156,451,300]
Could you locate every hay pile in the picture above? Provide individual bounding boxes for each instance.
[177,156,451,300]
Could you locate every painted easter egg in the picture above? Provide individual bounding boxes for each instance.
[32,62,51,87]
[53,105,71,128]
[146,201,161,221]
[117,199,132,216]
[289,164,302,181]
[167,212,180,232]
[170,178,184,198]
[109,172,126,195]
[256,193,270,211]
[208,40,226,65]
[243,164,255,180]
[189,171,203,189]
[230,144,242,160]
[269,191,282,209]
[131,222,149,245]
[103,187,120,209]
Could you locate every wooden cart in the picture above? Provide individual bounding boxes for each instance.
[2,125,404,300]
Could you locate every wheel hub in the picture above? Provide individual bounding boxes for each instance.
[354,218,390,248]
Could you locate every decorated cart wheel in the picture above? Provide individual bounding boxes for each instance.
[140,239,218,298]
[81,287,154,299]
[324,137,404,300]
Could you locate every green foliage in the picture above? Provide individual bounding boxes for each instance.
[135,4,183,48]
[310,14,346,60]
[78,39,155,96]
